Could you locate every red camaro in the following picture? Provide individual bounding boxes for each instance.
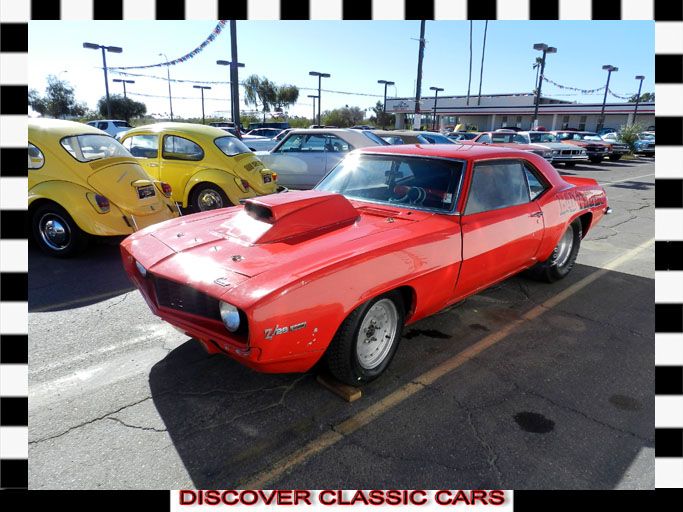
[121,144,610,386]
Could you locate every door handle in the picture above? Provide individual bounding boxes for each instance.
[529,211,543,218]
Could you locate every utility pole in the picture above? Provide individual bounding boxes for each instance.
[377,79,395,129]
[599,64,618,130]
[477,20,488,106]
[158,53,173,121]
[531,43,557,129]
[414,20,426,130]
[193,85,211,124]
[83,42,122,118]
[633,75,645,123]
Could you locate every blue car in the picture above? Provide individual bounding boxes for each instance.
[633,132,655,156]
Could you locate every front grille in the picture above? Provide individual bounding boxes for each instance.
[153,276,221,321]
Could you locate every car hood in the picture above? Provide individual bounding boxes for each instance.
[534,142,580,150]
[139,191,431,289]
[562,140,609,147]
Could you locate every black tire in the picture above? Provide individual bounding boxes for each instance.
[189,183,231,212]
[325,291,405,386]
[526,220,582,283]
[563,162,576,168]
[31,203,88,257]
[589,157,604,164]
[609,154,622,161]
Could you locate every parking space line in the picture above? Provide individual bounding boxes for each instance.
[242,238,655,488]
[599,173,655,186]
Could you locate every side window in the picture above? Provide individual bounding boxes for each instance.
[477,133,491,144]
[277,134,307,152]
[28,143,45,169]
[324,134,352,152]
[97,122,108,130]
[126,135,158,159]
[465,161,530,215]
[524,165,547,200]
[162,135,204,161]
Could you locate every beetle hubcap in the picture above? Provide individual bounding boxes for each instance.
[553,227,574,268]
[39,213,71,251]
[197,189,224,211]
[356,299,398,370]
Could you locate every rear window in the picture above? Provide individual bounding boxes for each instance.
[215,136,251,156]
[60,134,130,162]
[114,121,132,128]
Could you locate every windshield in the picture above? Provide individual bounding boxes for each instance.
[215,136,251,156]
[556,132,602,141]
[114,121,132,128]
[316,153,464,212]
[639,133,655,140]
[419,133,455,144]
[361,131,390,145]
[528,132,557,143]
[490,133,529,144]
[60,134,131,162]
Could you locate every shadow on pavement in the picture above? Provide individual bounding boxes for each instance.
[29,239,134,312]
[149,263,654,489]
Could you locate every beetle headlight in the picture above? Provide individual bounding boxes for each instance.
[219,301,241,332]
[135,260,147,278]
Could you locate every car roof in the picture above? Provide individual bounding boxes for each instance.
[358,142,539,160]
[124,122,236,138]
[284,128,379,147]
[29,118,107,137]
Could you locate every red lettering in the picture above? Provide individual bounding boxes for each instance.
[179,491,196,505]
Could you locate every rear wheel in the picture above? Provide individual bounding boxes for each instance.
[527,220,582,283]
[563,162,576,168]
[32,203,88,257]
[609,154,622,161]
[589,156,604,164]
[189,183,231,212]
[325,291,405,386]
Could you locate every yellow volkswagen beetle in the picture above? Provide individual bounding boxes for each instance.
[119,123,278,211]
[28,118,180,257]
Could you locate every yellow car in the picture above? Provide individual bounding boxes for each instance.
[28,119,180,257]
[119,123,278,211]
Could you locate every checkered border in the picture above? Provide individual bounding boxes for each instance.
[1,0,681,490]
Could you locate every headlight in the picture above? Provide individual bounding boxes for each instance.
[135,260,147,277]
[219,301,241,332]
[552,150,560,155]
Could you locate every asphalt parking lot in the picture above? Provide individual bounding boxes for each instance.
[28,157,655,489]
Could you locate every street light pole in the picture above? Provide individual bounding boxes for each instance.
[193,85,211,124]
[377,79,395,129]
[113,79,134,98]
[83,42,123,118]
[307,94,318,125]
[429,86,444,131]
[531,43,556,130]
[309,71,330,127]
[633,75,645,123]
[600,64,619,130]
[216,58,245,134]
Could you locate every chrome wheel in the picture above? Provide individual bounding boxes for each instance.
[356,299,399,370]
[553,227,574,268]
[197,189,224,211]
[38,213,71,251]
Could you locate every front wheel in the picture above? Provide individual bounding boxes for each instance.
[32,203,88,257]
[563,162,576,168]
[526,220,582,283]
[589,157,604,164]
[609,154,622,161]
[325,291,405,386]
[189,183,231,212]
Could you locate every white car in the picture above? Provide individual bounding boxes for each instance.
[86,119,132,137]
[519,131,588,167]
[256,129,383,189]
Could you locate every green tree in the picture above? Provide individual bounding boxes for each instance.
[369,101,395,128]
[274,84,300,113]
[618,122,645,153]
[628,92,655,103]
[243,74,277,122]
[29,75,86,118]
[97,95,147,121]
[322,106,365,127]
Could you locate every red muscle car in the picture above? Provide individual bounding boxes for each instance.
[121,144,610,386]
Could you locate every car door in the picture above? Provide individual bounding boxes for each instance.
[121,133,161,179]
[456,159,546,296]
[263,133,328,189]
[322,133,353,174]
[158,134,205,200]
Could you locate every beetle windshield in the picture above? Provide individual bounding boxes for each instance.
[316,153,464,213]
[215,136,251,156]
[60,134,131,162]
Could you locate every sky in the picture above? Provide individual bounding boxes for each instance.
[28,20,654,120]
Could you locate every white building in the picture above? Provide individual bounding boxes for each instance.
[386,93,655,132]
